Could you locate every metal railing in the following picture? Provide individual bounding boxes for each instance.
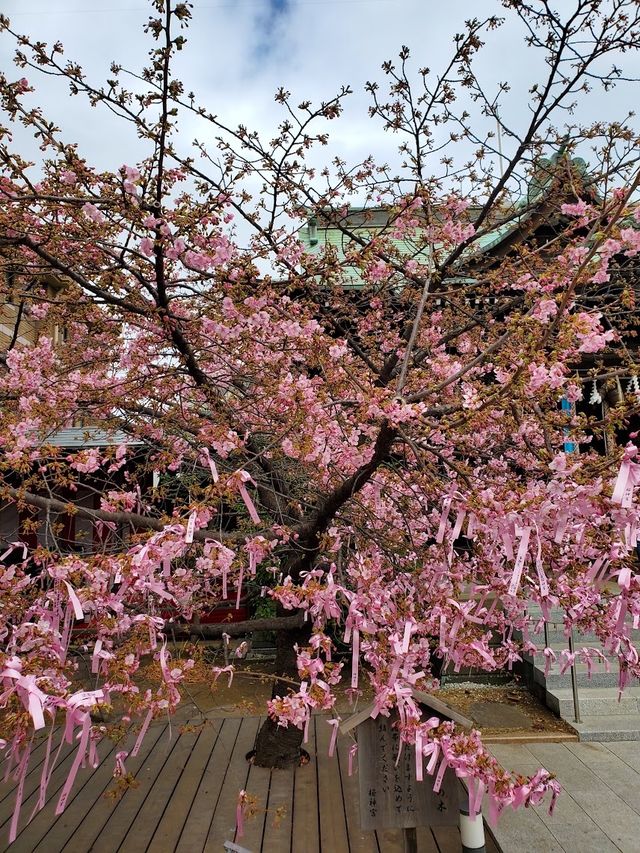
[543,618,581,723]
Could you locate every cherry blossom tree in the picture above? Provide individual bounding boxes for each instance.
[1,0,640,835]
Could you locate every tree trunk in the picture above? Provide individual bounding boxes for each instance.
[252,609,311,768]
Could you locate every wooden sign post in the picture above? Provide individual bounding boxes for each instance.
[356,713,460,832]
[340,690,486,851]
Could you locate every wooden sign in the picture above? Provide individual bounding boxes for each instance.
[340,689,473,736]
[357,714,460,831]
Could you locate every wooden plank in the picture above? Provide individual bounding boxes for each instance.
[414,827,440,852]
[0,731,77,825]
[341,692,473,736]
[18,734,123,852]
[484,825,501,853]
[118,727,201,853]
[291,718,319,853]
[377,826,445,853]
[315,715,349,853]
[56,723,166,853]
[175,717,241,853]
[146,721,223,853]
[236,758,272,851]
[375,827,402,852]
[0,728,62,808]
[411,690,474,728]
[0,738,78,846]
[336,731,379,853]
[435,819,502,853]
[260,765,295,853]
[432,825,463,853]
[339,703,375,735]
[86,724,180,853]
[203,716,260,852]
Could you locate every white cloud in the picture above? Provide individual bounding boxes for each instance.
[1,0,639,189]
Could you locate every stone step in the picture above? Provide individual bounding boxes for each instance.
[439,669,512,686]
[524,606,640,641]
[523,648,616,673]
[521,622,640,644]
[545,686,640,719]
[531,624,639,639]
[568,714,640,742]
[523,639,609,657]
[518,632,640,655]
[527,629,603,645]
[532,662,619,689]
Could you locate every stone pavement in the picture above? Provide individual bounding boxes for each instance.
[489,741,640,853]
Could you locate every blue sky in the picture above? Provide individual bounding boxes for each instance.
[1,1,639,192]
[266,0,290,16]
[255,0,292,57]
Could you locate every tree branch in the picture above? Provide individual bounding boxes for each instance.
[165,610,305,638]
[3,487,244,544]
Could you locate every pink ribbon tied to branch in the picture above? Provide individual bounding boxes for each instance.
[230,469,261,524]
[348,742,358,776]
[0,662,48,731]
[507,526,532,597]
[0,541,28,563]
[184,511,197,544]
[113,751,129,778]
[63,581,84,621]
[199,446,219,483]
[326,717,341,757]
[212,665,235,687]
[415,717,440,782]
[236,789,248,839]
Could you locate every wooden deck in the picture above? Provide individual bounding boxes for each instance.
[0,715,500,852]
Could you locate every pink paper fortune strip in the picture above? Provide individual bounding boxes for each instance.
[535,536,550,598]
[433,756,448,793]
[612,459,640,506]
[351,628,360,689]
[130,708,153,758]
[508,526,531,597]
[348,743,358,776]
[238,483,260,524]
[31,724,54,818]
[54,715,91,816]
[63,581,84,621]
[236,791,246,839]
[8,743,31,844]
[415,731,423,782]
[435,499,452,544]
[401,621,412,654]
[235,565,244,610]
[234,470,261,524]
[327,718,340,757]
[200,447,219,483]
[184,511,197,544]
[554,510,569,544]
